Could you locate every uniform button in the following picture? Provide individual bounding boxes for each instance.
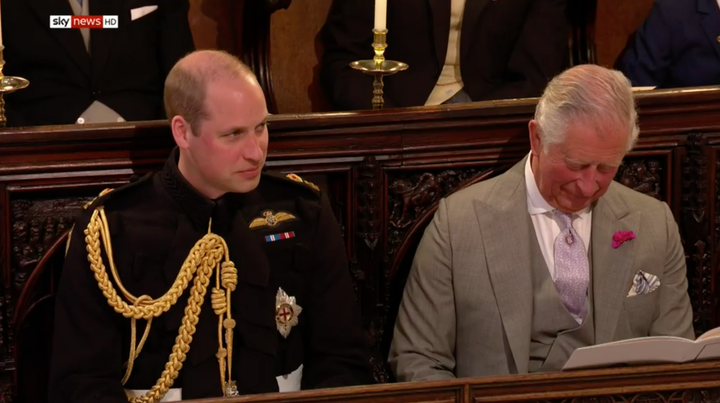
[76,117,85,124]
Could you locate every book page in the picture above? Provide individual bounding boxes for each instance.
[697,326,720,342]
[563,337,698,371]
[696,340,720,361]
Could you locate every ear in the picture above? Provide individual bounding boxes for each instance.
[171,116,192,150]
[528,120,542,157]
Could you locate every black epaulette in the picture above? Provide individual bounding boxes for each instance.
[261,171,321,199]
[83,172,154,211]
[68,173,153,255]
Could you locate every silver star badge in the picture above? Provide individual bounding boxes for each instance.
[276,287,302,338]
[225,380,239,396]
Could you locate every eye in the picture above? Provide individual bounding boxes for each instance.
[223,131,244,141]
[566,162,582,171]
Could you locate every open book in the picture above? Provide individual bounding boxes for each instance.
[562,327,720,370]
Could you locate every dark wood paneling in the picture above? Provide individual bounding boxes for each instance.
[2,87,720,401]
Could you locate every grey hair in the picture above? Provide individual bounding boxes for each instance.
[534,64,639,154]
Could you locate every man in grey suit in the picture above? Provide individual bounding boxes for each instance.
[389,64,694,381]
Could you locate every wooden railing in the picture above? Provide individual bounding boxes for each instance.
[185,361,720,403]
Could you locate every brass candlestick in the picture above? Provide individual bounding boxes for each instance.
[0,45,30,128]
[350,29,408,110]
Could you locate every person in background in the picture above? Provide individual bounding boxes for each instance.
[618,0,720,89]
[2,0,195,127]
[321,0,569,110]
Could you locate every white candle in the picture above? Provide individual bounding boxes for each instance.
[374,0,387,31]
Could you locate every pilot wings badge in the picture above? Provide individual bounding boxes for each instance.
[276,288,302,338]
[249,210,296,229]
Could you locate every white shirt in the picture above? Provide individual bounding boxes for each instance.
[524,153,592,281]
[425,0,466,106]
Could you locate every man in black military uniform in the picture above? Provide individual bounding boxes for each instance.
[49,50,374,403]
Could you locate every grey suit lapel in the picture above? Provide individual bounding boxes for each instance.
[591,183,640,344]
[474,159,532,374]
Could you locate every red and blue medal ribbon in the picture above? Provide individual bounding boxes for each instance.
[265,231,296,242]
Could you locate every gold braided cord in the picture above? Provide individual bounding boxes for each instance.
[121,313,153,385]
[221,261,237,383]
[91,208,195,319]
[84,207,237,403]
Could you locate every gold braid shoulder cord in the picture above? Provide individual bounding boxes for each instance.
[84,206,239,403]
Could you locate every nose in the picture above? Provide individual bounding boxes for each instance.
[243,135,264,164]
[577,169,600,197]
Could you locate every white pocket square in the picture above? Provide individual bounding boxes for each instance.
[276,364,303,392]
[627,270,660,297]
[130,5,158,21]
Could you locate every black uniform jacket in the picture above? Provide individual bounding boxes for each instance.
[49,151,373,402]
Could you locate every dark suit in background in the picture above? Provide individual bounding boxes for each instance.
[321,0,569,110]
[618,0,720,89]
[2,0,195,127]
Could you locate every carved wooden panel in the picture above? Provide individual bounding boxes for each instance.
[4,194,94,387]
[10,197,91,297]
[386,167,489,263]
[615,157,665,201]
[515,388,720,403]
[0,183,9,401]
[351,156,388,382]
[679,134,714,335]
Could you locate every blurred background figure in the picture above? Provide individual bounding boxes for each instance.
[2,0,195,127]
[618,0,720,89]
[320,0,570,110]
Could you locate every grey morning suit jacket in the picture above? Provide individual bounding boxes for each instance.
[389,158,694,381]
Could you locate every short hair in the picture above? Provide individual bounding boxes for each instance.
[534,64,639,153]
[163,50,256,135]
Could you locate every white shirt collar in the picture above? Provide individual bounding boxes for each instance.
[524,152,590,216]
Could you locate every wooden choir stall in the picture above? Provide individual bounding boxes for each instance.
[2,87,720,402]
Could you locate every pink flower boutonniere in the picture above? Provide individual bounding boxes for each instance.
[612,231,636,249]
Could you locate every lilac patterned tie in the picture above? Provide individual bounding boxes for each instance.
[553,210,589,318]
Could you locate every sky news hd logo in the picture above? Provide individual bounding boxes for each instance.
[50,15,119,29]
